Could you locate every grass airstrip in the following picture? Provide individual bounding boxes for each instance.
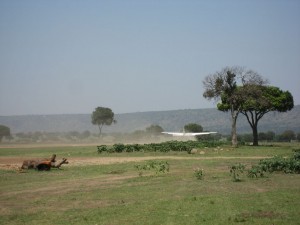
[0,142,299,225]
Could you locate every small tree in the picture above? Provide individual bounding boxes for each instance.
[184,123,203,132]
[145,125,164,136]
[91,107,116,137]
[240,85,294,146]
[278,130,295,142]
[0,125,11,142]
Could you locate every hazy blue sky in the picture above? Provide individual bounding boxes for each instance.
[1,0,299,115]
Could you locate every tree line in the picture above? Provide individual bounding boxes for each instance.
[236,130,300,143]
[0,66,295,146]
[90,66,294,147]
[1,123,299,144]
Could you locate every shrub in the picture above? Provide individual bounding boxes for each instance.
[113,143,126,153]
[293,149,300,160]
[247,165,265,178]
[97,145,108,153]
[194,168,204,180]
[97,140,225,154]
[229,163,246,182]
[135,161,169,176]
[258,153,300,174]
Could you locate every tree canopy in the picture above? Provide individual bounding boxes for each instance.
[203,66,294,146]
[239,85,294,145]
[184,123,203,133]
[91,107,116,136]
[0,125,11,142]
[203,66,267,147]
[145,125,164,135]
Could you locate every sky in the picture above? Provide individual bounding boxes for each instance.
[0,0,299,116]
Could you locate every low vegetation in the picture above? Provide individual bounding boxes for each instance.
[229,163,246,182]
[193,167,204,180]
[134,160,169,176]
[97,140,222,154]
[257,150,300,174]
[0,143,299,225]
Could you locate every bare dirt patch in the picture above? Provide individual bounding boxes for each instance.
[0,155,269,171]
[70,156,270,167]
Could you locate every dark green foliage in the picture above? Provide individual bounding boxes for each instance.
[194,168,204,180]
[240,86,294,146]
[229,163,246,182]
[97,140,222,154]
[247,165,266,178]
[135,160,169,176]
[0,125,10,142]
[276,130,296,142]
[184,123,203,132]
[91,107,116,136]
[97,145,108,153]
[293,149,300,160]
[258,131,275,141]
[257,151,300,174]
[113,143,126,153]
[145,125,164,135]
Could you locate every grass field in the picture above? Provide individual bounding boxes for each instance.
[0,143,300,225]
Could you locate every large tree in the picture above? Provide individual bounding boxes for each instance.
[239,85,294,146]
[203,66,267,147]
[91,107,116,136]
[0,125,11,142]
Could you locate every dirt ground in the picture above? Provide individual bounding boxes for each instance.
[0,155,269,171]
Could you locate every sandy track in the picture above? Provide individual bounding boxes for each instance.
[0,156,269,170]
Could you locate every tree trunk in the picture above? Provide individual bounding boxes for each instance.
[98,124,103,137]
[241,111,263,146]
[231,111,239,147]
[231,117,238,147]
[252,124,259,146]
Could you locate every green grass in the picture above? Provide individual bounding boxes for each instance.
[0,142,298,158]
[0,143,300,225]
[0,145,97,157]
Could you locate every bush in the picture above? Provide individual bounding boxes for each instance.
[229,163,246,182]
[247,165,266,178]
[97,141,225,154]
[97,145,108,153]
[258,153,300,174]
[113,143,126,153]
[194,168,204,180]
[135,161,169,176]
[293,149,300,160]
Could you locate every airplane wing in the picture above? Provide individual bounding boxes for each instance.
[162,132,217,137]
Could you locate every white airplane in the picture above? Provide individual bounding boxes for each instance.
[161,131,217,137]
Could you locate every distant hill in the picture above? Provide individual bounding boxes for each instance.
[1,105,300,135]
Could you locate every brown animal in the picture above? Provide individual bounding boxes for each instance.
[21,154,56,169]
[21,154,67,171]
[36,161,52,171]
[54,158,69,168]
[21,160,38,169]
